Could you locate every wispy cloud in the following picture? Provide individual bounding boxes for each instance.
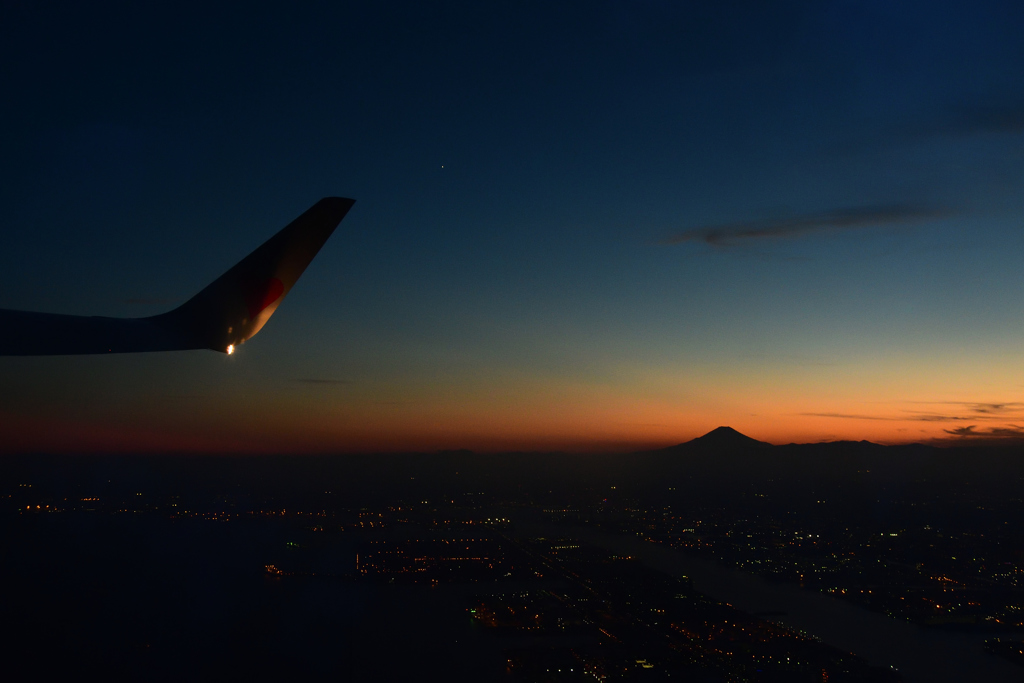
[294,378,353,386]
[959,402,1022,414]
[890,99,1024,145]
[803,405,1024,445]
[799,411,974,422]
[901,402,1024,421]
[926,101,1024,138]
[801,412,891,421]
[942,425,1024,440]
[955,102,1024,135]
[802,402,1024,424]
[664,205,949,247]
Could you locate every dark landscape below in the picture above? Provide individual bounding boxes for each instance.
[4,429,1024,682]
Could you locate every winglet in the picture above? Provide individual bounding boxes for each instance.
[0,197,353,356]
[157,197,355,352]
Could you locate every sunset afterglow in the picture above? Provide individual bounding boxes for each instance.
[1,3,1022,453]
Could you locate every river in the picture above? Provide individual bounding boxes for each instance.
[531,522,1024,682]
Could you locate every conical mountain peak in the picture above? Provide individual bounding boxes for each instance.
[686,426,772,448]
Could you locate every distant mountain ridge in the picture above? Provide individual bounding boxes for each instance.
[657,427,892,453]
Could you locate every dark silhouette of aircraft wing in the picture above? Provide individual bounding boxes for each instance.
[0,197,355,356]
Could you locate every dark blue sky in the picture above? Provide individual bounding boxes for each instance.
[2,1,1023,452]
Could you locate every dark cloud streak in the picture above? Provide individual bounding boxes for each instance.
[942,425,1024,439]
[890,100,1024,144]
[969,403,1022,414]
[955,103,1024,135]
[800,412,977,422]
[665,205,949,248]
[803,405,1024,423]
[935,101,1024,137]
[294,378,353,386]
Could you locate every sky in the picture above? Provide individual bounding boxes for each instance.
[1,1,1023,453]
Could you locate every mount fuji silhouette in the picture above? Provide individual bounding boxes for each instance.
[684,426,772,449]
[653,426,773,455]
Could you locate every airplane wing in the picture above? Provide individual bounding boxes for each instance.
[0,197,355,355]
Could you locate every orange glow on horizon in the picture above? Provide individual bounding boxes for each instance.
[2,344,1020,454]
[2,386,1019,454]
